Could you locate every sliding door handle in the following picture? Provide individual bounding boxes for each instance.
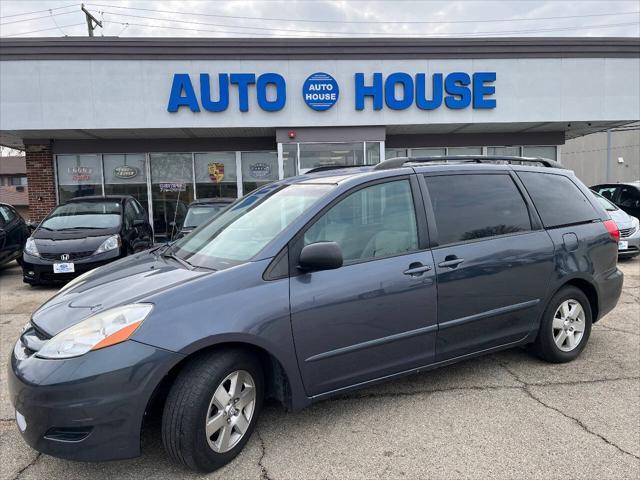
[438,257,465,268]
[403,264,432,276]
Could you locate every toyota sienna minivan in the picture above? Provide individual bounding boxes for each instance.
[9,156,623,472]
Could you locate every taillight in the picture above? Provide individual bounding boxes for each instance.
[603,219,620,242]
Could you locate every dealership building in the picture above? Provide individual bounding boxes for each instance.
[0,37,639,239]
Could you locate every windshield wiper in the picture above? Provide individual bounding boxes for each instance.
[56,226,103,231]
[162,251,194,270]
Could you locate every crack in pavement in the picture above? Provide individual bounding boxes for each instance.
[11,452,41,480]
[255,428,273,480]
[523,386,640,461]
[495,359,640,462]
[595,324,640,336]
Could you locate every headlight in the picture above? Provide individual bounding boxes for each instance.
[24,237,39,257]
[36,303,153,359]
[95,234,121,254]
[632,216,639,228]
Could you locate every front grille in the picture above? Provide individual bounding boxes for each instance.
[39,271,78,283]
[620,226,637,238]
[39,251,95,261]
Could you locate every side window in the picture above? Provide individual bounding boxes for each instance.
[304,180,419,263]
[425,174,531,246]
[594,186,618,202]
[124,201,136,229]
[518,172,599,228]
[0,205,16,224]
[618,186,640,209]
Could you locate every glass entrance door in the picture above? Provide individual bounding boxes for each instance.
[150,153,194,242]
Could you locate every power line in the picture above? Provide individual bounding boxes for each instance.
[0,3,79,19]
[0,11,76,26]
[2,23,85,37]
[87,3,640,25]
[102,18,639,38]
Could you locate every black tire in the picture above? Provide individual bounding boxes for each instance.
[533,286,592,363]
[162,349,264,472]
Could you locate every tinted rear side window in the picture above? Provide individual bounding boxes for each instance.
[425,174,531,246]
[518,172,598,228]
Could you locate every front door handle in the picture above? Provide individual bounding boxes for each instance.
[438,256,465,268]
[403,263,432,276]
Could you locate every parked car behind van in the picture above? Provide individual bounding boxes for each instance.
[590,189,640,258]
[9,156,623,472]
[22,195,153,285]
[591,181,640,219]
[177,197,235,238]
[0,202,30,267]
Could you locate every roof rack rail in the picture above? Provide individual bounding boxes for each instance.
[305,164,367,174]
[373,155,565,171]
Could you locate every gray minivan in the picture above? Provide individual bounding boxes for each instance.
[9,156,623,472]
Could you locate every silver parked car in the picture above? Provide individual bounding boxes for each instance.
[591,189,640,259]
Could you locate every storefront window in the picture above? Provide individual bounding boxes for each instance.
[150,153,194,242]
[298,142,364,173]
[488,146,521,156]
[56,154,102,203]
[411,147,446,156]
[241,151,278,194]
[283,144,298,178]
[194,152,238,199]
[103,154,148,214]
[448,147,482,155]
[522,145,557,160]
[365,142,381,165]
[385,148,407,159]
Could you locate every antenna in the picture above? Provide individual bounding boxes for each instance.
[81,4,103,37]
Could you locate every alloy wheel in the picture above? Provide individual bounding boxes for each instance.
[552,299,586,352]
[205,370,256,453]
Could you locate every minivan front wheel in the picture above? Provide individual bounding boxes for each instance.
[162,349,264,472]
[533,286,592,363]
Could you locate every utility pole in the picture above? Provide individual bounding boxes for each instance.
[81,4,102,37]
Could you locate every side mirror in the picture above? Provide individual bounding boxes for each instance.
[298,242,343,272]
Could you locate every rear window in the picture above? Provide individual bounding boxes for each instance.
[518,172,598,228]
[424,174,531,246]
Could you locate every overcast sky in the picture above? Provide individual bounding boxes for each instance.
[0,0,638,38]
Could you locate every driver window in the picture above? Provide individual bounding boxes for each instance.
[304,179,418,263]
[618,187,639,207]
[124,202,136,229]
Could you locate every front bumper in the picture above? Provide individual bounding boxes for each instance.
[8,338,182,462]
[618,229,640,258]
[22,249,121,284]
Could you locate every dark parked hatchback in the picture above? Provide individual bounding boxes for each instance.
[0,203,30,267]
[9,157,623,472]
[22,195,153,285]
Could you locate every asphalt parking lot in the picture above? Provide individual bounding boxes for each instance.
[1,259,638,480]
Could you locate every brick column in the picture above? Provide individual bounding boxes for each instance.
[25,143,57,221]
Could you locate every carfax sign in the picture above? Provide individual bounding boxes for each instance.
[167,71,496,113]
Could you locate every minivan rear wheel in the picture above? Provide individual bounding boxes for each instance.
[162,349,264,472]
[533,286,592,363]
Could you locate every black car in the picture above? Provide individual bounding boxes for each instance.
[22,195,153,285]
[178,197,235,238]
[0,203,30,267]
[591,181,640,219]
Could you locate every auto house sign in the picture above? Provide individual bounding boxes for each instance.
[113,165,139,179]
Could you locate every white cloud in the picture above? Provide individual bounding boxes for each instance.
[0,0,638,38]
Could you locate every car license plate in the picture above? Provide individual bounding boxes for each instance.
[618,240,628,251]
[53,262,75,274]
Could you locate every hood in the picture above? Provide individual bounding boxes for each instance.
[608,208,633,228]
[31,250,210,336]
[32,225,121,255]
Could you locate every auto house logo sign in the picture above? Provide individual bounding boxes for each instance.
[113,165,139,179]
[302,72,339,111]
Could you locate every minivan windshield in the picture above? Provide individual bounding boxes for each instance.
[40,201,122,230]
[169,183,334,270]
[591,191,618,212]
